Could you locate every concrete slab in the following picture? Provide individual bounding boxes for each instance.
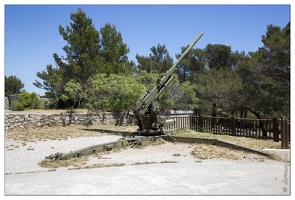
[262,149,290,162]
[5,160,290,195]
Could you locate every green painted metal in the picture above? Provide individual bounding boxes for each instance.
[46,132,272,162]
[132,33,204,135]
[45,135,162,161]
[59,140,129,160]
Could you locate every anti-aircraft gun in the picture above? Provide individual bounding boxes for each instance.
[44,33,204,161]
[132,32,204,135]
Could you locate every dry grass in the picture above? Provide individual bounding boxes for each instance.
[5,124,137,142]
[189,143,266,161]
[5,109,89,114]
[133,161,157,165]
[6,124,136,170]
[6,124,284,170]
[39,156,89,168]
[5,109,281,151]
[174,129,281,151]
[160,161,178,163]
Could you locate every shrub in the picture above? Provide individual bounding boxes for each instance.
[11,92,42,111]
[11,100,25,111]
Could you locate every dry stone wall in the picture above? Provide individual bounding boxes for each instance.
[4,112,136,131]
[5,97,9,110]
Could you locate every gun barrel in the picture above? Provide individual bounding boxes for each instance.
[161,32,204,81]
[133,32,204,114]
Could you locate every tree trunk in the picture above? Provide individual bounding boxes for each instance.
[252,111,267,138]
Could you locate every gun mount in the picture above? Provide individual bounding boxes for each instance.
[132,32,204,135]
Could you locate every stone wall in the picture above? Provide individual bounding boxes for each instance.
[4,112,136,131]
[5,97,9,110]
[9,94,19,104]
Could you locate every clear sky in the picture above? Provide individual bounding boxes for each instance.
[3,2,291,96]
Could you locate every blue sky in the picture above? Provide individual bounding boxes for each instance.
[3,3,291,96]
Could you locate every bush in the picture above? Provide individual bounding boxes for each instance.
[29,92,41,109]
[87,74,146,112]
[11,100,25,111]
[11,92,42,111]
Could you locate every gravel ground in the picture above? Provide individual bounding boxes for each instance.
[87,141,198,166]
[4,135,286,174]
[4,135,291,195]
[4,135,284,174]
[5,135,204,174]
[4,135,121,174]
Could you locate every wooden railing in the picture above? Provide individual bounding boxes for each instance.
[165,115,290,149]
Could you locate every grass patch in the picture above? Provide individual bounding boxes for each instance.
[39,156,89,168]
[132,161,157,165]
[68,163,125,170]
[160,160,178,163]
[27,146,34,150]
[5,124,136,142]
[5,109,89,114]
[190,143,267,161]
[174,129,281,151]
[173,153,181,157]
[6,124,283,168]
[151,138,166,146]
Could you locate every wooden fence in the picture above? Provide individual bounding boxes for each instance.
[165,115,290,149]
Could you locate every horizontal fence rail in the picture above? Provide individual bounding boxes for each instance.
[164,115,290,149]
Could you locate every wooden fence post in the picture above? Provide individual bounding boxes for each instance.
[286,120,290,148]
[284,119,289,149]
[281,119,290,149]
[198,114,203,132]
[231,115,236,136]
[273,118,279,142]
[190,115,192,130]
[281,119,286,149]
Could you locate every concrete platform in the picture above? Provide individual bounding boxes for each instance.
[262,149,290,162]
[5,160,290,195]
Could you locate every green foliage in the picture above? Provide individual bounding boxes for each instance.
[32,6,289,119]
[57,8,101,84]
[35,8,133,110]
[87,74,146,112]
[163,77,198,110]
[205,44,232,70]
[136,43,173,73]
[99,23,132,75]
[11,100,24,111]
[196,68,243,114]
[18,92,32,108]
[196,21,290,119]
[260,22,290,82]
[179,81,198,110]
[34,64,63,107]
[5,75,25,97]
[135,70,160,90]
[134,71,181,110]
[62,79,88,109]
[11,92,42,111]
[175,47,206,83]
[29,92,41,109]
